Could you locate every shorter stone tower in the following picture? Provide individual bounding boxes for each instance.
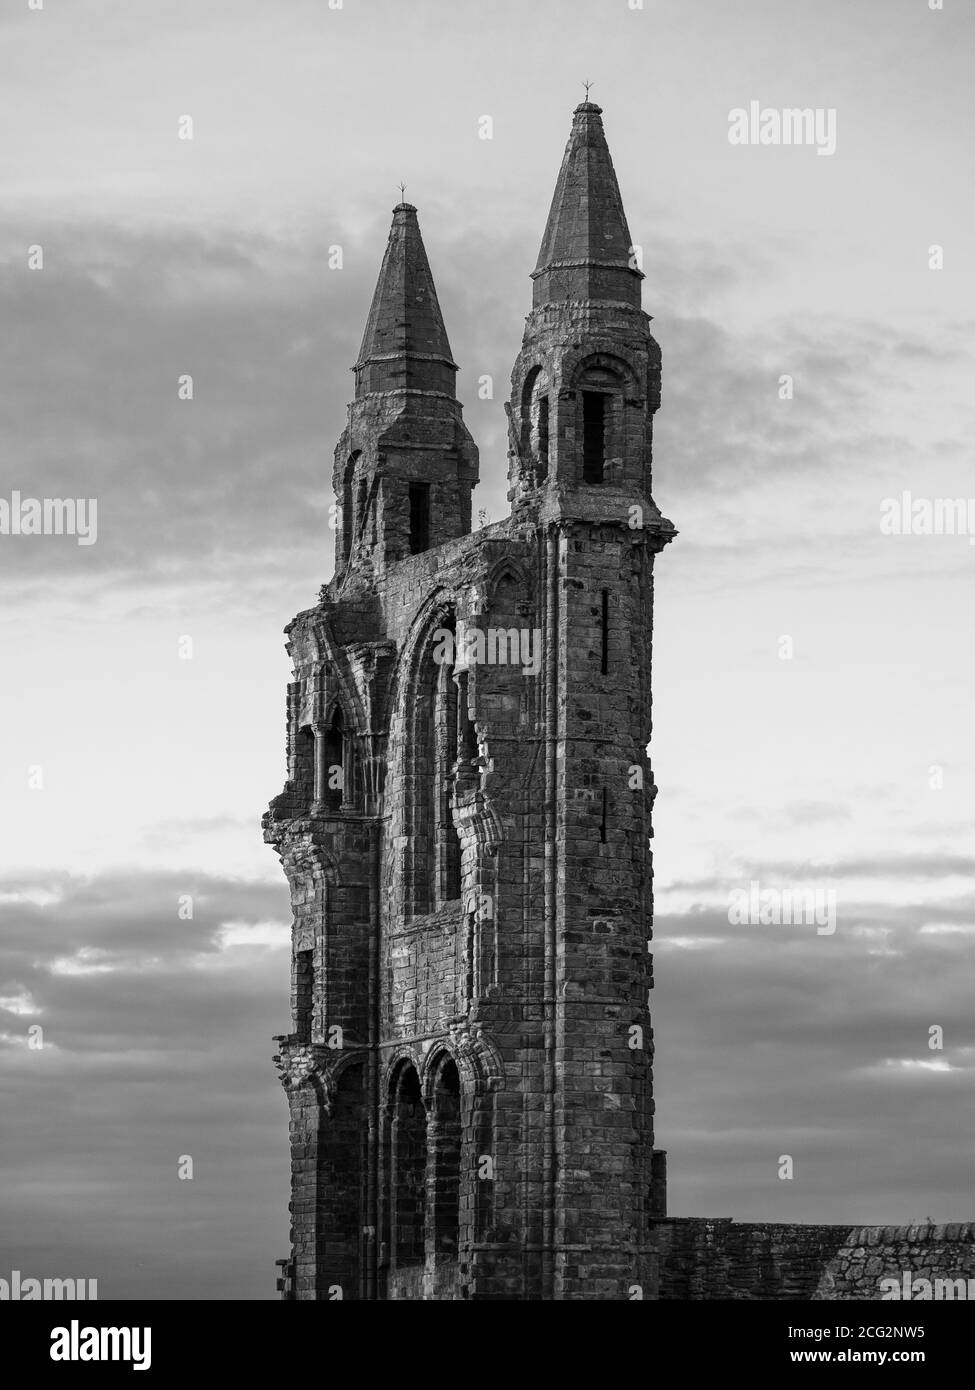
[266,101,675,1300]
[335,201,479,585]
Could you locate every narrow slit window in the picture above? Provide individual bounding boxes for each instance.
[537,395,549,477]
[600,787,608,844]
[342,458,356,563]
[409,482,430,555]
[600,589,609,675]
[296,949,313,1041]
[356,477,368,540]
[437,660,461,903]
[582,391,605,484]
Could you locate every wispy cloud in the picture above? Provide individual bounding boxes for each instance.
[0,870,291,1299]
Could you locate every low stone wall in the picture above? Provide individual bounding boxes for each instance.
[813,1224,975,1301]
[655,1218,975,1300]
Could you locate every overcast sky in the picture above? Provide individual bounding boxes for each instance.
[1,0,973,1299]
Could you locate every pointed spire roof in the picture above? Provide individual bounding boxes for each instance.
[532,102,644,308]
[354,203,458,398]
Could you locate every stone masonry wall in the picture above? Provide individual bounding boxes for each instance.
[655,1218,975,1300]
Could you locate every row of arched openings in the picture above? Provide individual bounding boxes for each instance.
[386,1057,462,1266]
[294,704,360,813]
[291,610,478,864]
[306,1055,465,1295]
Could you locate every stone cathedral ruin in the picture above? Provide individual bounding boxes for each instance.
[265,102,974,1301]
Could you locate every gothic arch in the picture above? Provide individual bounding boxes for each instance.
[561,351,640,487]
[303,631,373,816]
[429,1026,505,1246]
[420,1042,460,1107]
[314,629,370,733]
[384,1058,428,1269]
[390,594,473,917]
[382,1044,424,1092]
[514,363,550,484]
[282,1055,365,1299]
[322,704,345,811]
[564,348,640,395]
[484,555,531,604]
[321,694,346,726]
[392,589,457,695]
[319,696,362,812]
[426,1054,462,1257]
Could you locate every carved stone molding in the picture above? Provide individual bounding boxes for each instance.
[272,1036,335,1108]
[442,1020,505,1095]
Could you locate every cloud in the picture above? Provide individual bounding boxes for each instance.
[653,882,975,1222]
[0,988,39,1017]
[756,854,975,880]
[663,853,975,895]
[3,857,973,1298]
[1,224,355,603]
[0,869,291,1299]
[6,213,967,620]
[0,214,537,613]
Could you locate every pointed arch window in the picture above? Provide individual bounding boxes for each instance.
[318,1062,365,1294]
[520,366,550,484]
[405,612,471,918]
[388,1064,427,1268]
[575,359,631,486]
[429,1058,462,1258]
[322,707,344,811]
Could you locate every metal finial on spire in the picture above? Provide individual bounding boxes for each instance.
[398,181,407,201]
[583,80,594,100]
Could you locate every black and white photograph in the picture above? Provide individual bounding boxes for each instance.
[1,0,972,1363]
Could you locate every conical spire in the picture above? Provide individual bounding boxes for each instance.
[354,203,458,398]
[532,103,643,309]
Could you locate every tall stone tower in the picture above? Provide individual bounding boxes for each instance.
[265,100,675,1301]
